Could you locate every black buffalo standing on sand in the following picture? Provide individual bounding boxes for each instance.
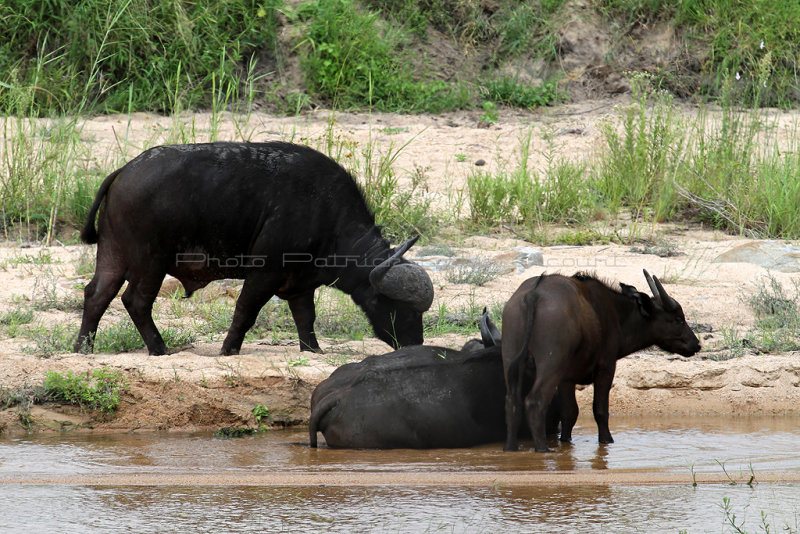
[74,142,434,356]
[502,270,701,453]
[308,310,536,449]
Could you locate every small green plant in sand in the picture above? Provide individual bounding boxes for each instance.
[43,367,128,413]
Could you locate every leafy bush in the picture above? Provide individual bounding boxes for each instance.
[44,367,128,413]
[479,77,563,109]
[300,0,471,112]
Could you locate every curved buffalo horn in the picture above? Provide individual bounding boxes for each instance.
[369,236,433,312]
[643,269,676,311]
[479,307,502,348]
[369,236,419,286]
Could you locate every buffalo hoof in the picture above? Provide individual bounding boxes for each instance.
[146,342,168,356]
[534,446,551,453]
[599,436,614,444]
[73,339,93,354]
[220,347,239,356]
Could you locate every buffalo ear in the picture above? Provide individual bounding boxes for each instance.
[621,283,653,318]
[619,283,637,298]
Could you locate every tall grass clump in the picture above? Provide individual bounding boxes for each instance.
[360,143,438,241]
[0,116,100,240]
[467,128,594,232]
[0,0,281,115]
[313,125,438,241]
[595,73,684,223]
[594,72,800,240]
[675,82,800,238]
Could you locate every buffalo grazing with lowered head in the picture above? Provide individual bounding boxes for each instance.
[75,142,433,355]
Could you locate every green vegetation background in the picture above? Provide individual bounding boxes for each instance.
[1,0,799,241]
[3,0,798,115]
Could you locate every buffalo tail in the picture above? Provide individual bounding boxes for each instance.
[80,168,122,244]
[308,395,338,448]
[505,278,543,391]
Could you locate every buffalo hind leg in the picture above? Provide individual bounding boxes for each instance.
[525,376,560,452]
[74,267,126,353]
[545,389,561,436]
[121,269,167,355]
[288,292,321,352]
[503,357,527,451]
[221,275,280,355]
[556,383,579,442]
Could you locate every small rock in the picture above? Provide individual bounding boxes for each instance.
[514,247,544,268]
[713,240,800,272]
[475,159,486,166]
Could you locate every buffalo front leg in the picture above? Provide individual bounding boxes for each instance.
[592,366,617,444]
[74,266,126,353]
[288,292,321,352]
[221,275,280,356]
[121,272,167,355]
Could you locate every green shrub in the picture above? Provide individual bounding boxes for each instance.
[479,77,563,109]
[44,367,128,413]
[23,323,76,358]
[0,307,35,338]
[301,0,471,112]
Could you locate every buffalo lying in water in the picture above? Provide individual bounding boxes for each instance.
[308,310,537,449]
[502,270,701,452]
[74,142,433,355]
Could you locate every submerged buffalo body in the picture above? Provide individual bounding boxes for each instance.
[75,142,433,355]
[502,270,701,452]
[308,312,537,449]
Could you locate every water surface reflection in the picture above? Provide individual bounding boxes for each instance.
[1,415,799,532]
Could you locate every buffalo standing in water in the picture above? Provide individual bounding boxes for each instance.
[502,270,700,452]
[75,142,433,355]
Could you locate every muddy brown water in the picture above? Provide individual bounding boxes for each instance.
[1,416,799,533]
